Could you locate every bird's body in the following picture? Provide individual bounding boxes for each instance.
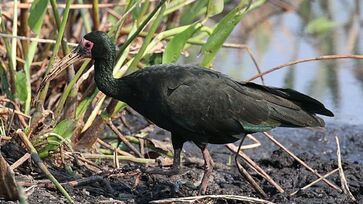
[104,64,331,146]
[47,31,334,195]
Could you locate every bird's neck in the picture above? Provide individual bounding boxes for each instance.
[94,58,131,100]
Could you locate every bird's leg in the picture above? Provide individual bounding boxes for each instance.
[197,144,214,195]
[142,137,184,176]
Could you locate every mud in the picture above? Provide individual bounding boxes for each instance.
[1,124,363,204]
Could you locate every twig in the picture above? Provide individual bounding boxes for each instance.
[248,54,363,81]
[0,153,21,201]
[240,134,261,150]
[139,138,145,158]
[10,153,30,170]
[113,149,120,168]
[0,33,78,47]
[290,168,339,196]
[0,99,29,128]
[235,138,267,198]
[80,153,155,164]
[0,104,30,118]
[263,132,342,192]
[226,144,284,193]
[245,47,264,84]
[97,138,134,157]
[107,122,143,158]
[64,153,103,172]
[149,194,274,204]
[336,136,356,201]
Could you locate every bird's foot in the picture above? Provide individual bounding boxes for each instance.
[197,176,210,195]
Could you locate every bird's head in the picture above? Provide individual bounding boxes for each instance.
[80,31,115,60]
[41,31,115,86]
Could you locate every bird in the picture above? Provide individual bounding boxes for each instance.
[43,31,334,195]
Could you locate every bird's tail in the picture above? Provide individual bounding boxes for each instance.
[244,82,334,127]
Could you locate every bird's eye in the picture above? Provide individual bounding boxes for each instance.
[85,42,91,48]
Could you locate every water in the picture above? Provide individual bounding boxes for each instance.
[182,1,363,125]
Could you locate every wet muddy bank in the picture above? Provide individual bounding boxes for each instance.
[2,123,363,203]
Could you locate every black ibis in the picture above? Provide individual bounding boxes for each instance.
[44,31,334,194]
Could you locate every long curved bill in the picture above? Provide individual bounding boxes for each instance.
[39,46,84,91]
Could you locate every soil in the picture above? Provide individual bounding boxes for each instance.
[1,123,363,204]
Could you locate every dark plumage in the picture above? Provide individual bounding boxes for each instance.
[47,31,334,194]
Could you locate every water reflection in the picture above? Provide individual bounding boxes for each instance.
[181,0,363,124]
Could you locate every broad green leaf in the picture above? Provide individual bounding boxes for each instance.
[76,94,95,120]
[38,119,75,158]
[15,71,27,104]
[201,0,265,67]
[53,119,75,138]
[306,17,337,35]
[163,23,202,64]
[180,0,208,25]
[146,52,163,65]
[112,101,127,117]
[28,0,48,33]
[207,0,224,17]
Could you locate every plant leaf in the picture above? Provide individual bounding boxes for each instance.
[180,0,208,25]
[162,23,202,64]
[201,0,265,67]
[28,0,48,33]
[207,0,224,17]
[15,71,27,104]
[53,119,75,139]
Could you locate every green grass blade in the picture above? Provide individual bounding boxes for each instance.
[28,0,48,33]
[54,59,91,119]
[162,22,202,64]
[180,0,208,25]
[38,0,73,107]
[15,71,27,104]
[207,0,224,17]
[50,0,70,54]
[77,0,92,32]
[24,0,49,114]
[201,0,265,67]
[128,4,166,72]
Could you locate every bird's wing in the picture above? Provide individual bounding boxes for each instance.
[162,68,279,136]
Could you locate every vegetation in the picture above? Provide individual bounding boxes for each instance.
[0,0,361,203]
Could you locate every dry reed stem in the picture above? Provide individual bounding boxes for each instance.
[235,138,267,198]
[335,136,356,201]
[290,168,339,196]
[248,54,363,81]
[113,149,120,168]
[107,121,143,158]
[64,153,103,172]
[97,138,133,157]
[149,194,275,204]
[79,153,155,164]
[233,134,262,150]
[245,47,265,84]
[0,33,78,47]
[263,132,342,192]
[226,143,284,193]
[10,153,30,171]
